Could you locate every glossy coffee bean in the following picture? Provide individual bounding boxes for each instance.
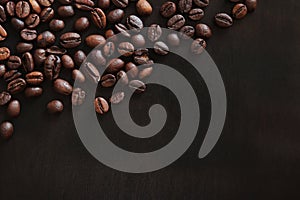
[58,5,74,18]
[125,62,138,78]
[148,24,162,42]
[74,50,86,66]
[117,70,128,85]
[15,1,30,19]
[136,0,152,16]
[101,74,116,87]
[40,7,54,22]
[7,56,21,69]
[179,26,195,39]
[29,0,41,14]
[0,91,11,106]
[195,23,212,38]
[115,23,130,37]
[112,0,128,8]
[94,97,109,115]
[89,49,106,66]
[46,46,67,55]
[25,71,44,85]
[110,92,125,104]
[74,17,89,32]
[245,0,257,12]
[82,62,100,83]
[25,14,40,28]
[0,47,10,60]
[0,24,6,41]
[167,33,180,46]
[7,78,26,94]
[91,8,106,29]
[3,70,21,82]
[215,13,233,28]
[33,49,46,67]
[7,100,21,118]
[47,100,64,114]
[131,34,145,47]
[105,29,117,41]
[53,79,73,95]
[232,3,247,19]
[129,80,146,93]
[60,32,81,48]
[189,8,204,21]
[20,28,37,41]
[61,55,74,69]
[154,41,169,55]
[49,19,65,32]
[160,1,176,18]
[98,0,110,9]
[25,87,43,98]
[107,58,125,73]
[72,69,85,83]
[139,66,153,79]
[179,0,192,13]
[72,88,86,106]
[191,38,207,54]
[0,5,5,23]
[103,42,115,58]
[107,9,124,24]
[127,15,143,32]
[0,64,5,77]
[44,55,61,80]
[74,0,94,11]
[85,34,106,48]
[22,52,34,72]
[16,42,33,54]
[0,122,13,139]
[11,18,24,30]
[193,0,209,8]
[37,31,55,48]
[134,48,150,65]
[38,0,54,7]
[6,1,15,17]
[118,42,134,57]
[167,14,185,30]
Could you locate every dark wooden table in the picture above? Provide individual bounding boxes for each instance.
[1,0,300,199]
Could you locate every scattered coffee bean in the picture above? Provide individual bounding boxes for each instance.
[148,24,162,42]
[232,3,247,19]
[60,32,81,48]
[61,55,75,69]
[167,14,185,30]
[125,62,138,78]
[112,0,128,8]
[53,78,73,95]
[191,38,207,54]
[11,18,25,30]
[105,29,118,41]
[160,1,176,18]
[0,5,6,23]
[74,17,89,32]
[38,0,54,7]
[245,0,257,12]
[139,66,153,79]
[0,121,13,139]
[98,0,110,9]
[103,42,115,58]
[74,50,86,66]
[0,47,10,60]
[44,55,61,80]
[115,23,130,37]
[195,23,212,38]
[136,0,152,16]
[58,5,74,18]
[85,34,106,48]
[33,49,46,67]
[25,87,43,98]
[7,100,21,118]
[72,88,86,106]
[154,41,169,55]
[179,25,195,39]
[189,8,204,21]
[49,19,65,32]
[117,70,129,85]
[29,0,41,14]
[107,9,124,24]
[72,69,85,83]
[3,70,21,82]
[22,52,34,72]
[193,0,209,8]
[107,58,125,73]
[129,80,146,93]
[20,28,37,41]
[7,56,22,70]
[89,49,106,66]
[7,78,26,94]
[6,1,15,17]
[127,15,143,32]
[101,74,116,87]
[37,31,55,48]
[131,34,145,47]
[25,14,40,28]
[15,1,30,19]
[46,46,67,55]
[215,13,233,28]
[74,0,94,11]
[16,42,33,54]
[179,0,192,13]
[40,7,54,22]
[0,24,6,41]
[47,100,64,114]
[25,71,44,85]
[82,62,100,84]
[0,91,11,106]
[118,42,134,57]
[110,92,125,104]
[167,33,180,46]
[91,8,106,29]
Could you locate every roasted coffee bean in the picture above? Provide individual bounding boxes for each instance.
[6,1,15,17]
[7,100,20,118]
[110,92,124,104]
[72,88,86,106]
[136,0,152,16]
[131,34,145,47]
[134,48,149,64]
[37,31,55,48]
[118,42,134,57]
[91,8,106,29]
[16,42,33,54]
[0,64,5,77]
[29,0,41,14]
[215,13,233,28]
[193,0,209,8]
[167,14,185,30]
[15,1,30,18]
[195,23,212,38]
[44,55,61,80]
[49,19,65,32]
[40,7,54,22]
[25,71,44,85]
[107,9,124,24]
[47,100,63,114]
[245,0,257,12]
[0,91,11,106]
[3,70,21,82]
[58,0,72,4]
[89,49,106,66]
[37,0,53,7]
[148,24,162,42]
[74,17,89,32]
[53,79,73,95]
[139,66,153,79]
[72,69,85,83]
[46,46,67,55]
[115,23,130,37]
[167,33,180,46]
[129,80,146,93]
[125,62,138,78]
[101,74,116,87]
[33,49,46,67]
[85,34,106,48]
[103,42,115,57]
[160,1,176,18]
[20,28,37,41]
[189,8,204,21]
[0,47,10,60]
[117,70,128,85]
[127,15,143,32]
[154,41,169,55]
[0,24,6,41]
[107,58,125,73]
[22,52,34,72]
[179,0,192,13]
[25,87,43,97]
[25,14,40,28]
[0,122,13,139]
[179,25,195,39]
[191,38,207,54]
[7,56,22,69]
[82,62,100,83]
[7,78,26,94]
[61,55,74,69]
[105,29,117,41]
[58,5,74,18]
[232,3,247,19]
[74,0,94,11]
[60,32,81,48]
[11,18,24,30]
[74,50,86,66]
[94,97,109,114]
[98,0,110,9]
[112,0,128,8]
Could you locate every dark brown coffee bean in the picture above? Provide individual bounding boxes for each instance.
[82,62,100,83]
[154,41,169,55]
[85,34,106,48]
[58,5,74,18]
[195,23,212,38]
[37,31,55,48]
[37,0,54,7]
[46,46,67,55]
[139,66,153,79]
[74,0,94,11]
[6,1,15,17]
[74,50,86,66]
[133,48,150,65]
[72,69,85,83]
[148,24,162,42]
[74,3,93,11]
[179,25,195,39]
[131,34,145,48]
[61,55,74,69]
[107,9,124,24]
[167,33,180,46]
[245,0,257,12]
[0,47,10,60]
[118,42,134,57]
[33,49,46,67]
[105,29,118,41]
[72,88,86,106]
[7,100,20,118]
[44,55,61,80]
[103,42,115,58]
[232,3,247,19]
[115,23,130,37]
[136,0,152,16]
[110,92,124,104]
[25,71,44,85]
[160,1,176,18]
[112,0,128,8]
[49,19,65,32]
[101,74,116,87]
[74,17,89,32]
[98,0,110,9]
[179,0,192,13]
[53,79,73,95]
[3,70,21,82]
[167,14,185,30]
[0,91,11,106]
[191,38,207,54]
[25,14,40,28]
[0,24,6,41]
[117,70,128,85]
[25,87,43,98]
[40,7,54,22]
[91,8,106,29]
[16,42,33,54]
[215,13,233,28]
[15,1,30,18]
[20,28,37,41]
[193,0,209,8]
[94,97,109,114]
[0,121,13,139]
[22,52,34,72]
[60,32,81,48]
[7,55,22,69]
[11,18,24,30]
[7,78,26,94]
[125,62,138,78]
[29,0,41,14]
[189,8,204,21]
[107,58,125,73]
[47,100,63,114]
[127,15,143,32]
[90,49,106,66]
[0,64,5,77]
[129,80,146,93]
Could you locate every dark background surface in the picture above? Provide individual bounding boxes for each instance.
[1,0,300,199]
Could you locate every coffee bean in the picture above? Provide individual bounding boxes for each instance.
[72,88,86,106]
[46,46,67,55]
[127,15,143,32]
[7,100,20,118]
[6,1,15,17]
[167,33,180,46]
[130,34,144,48]
[0,64,5,77]
[134,48,150,65]
[37,31,55,48]
[89,49,106,66]
[44,55,61,80]
[167,14,185,30]
[25,71,44,85]
[25,14,40,28]
[118,42,134,57]
[74,17,89,32]
[25,87,43,98]
[232,3,247,19]
[115,23,130,38]
[37,0,54,7]
[154,41,169,55]
[16,42,33,54]
[58,5,74,18]
[33,49,46,67]
[3,70,21,82]
[53,79,73,95]
[60,32,81,48]
[91,8,106,29]
[85,34,106,48]
[105,29,118,42]
[29,0,41,14]
[20,28,37,41]
[49,19,65,32]
[74,0,94,11]
[116,70,128,85]
[0,121,13,139]
[0,24,6,41]
[179,0,192,13]
[103,42,115,58]
[136,0,152,16]
[0,47,10,60]
[58,0,72,4]
[107,9,124,24]
[101,74,116,87]
[40,7,54,22]
[110,92,125,104]
[61,55,74,69]
[139,66,153,79]
[189,8,204,21]
[47,100,63,114]
[215,13,233,28]
[74,50,86,66]
[179,25,195,39]
[0,91,11,106]
[7,78,26,94]
[22,52,34,72]
[195,23,212,38]
[193,0,209,8]
[112,0,128,8]
[191,38,207,54]
[98,0,110,9]
[11,18,24,30]
[160,1,176,18]
[245,0,257,12]
[148,24,162,42]
[129,80,146,93]
[94,97,109,114]
[106,58,125,73]
[15,1,30,19]
[125,62,138,78]
[82,62,100,84]
[7,55,22,70]
[72,69,85,83]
